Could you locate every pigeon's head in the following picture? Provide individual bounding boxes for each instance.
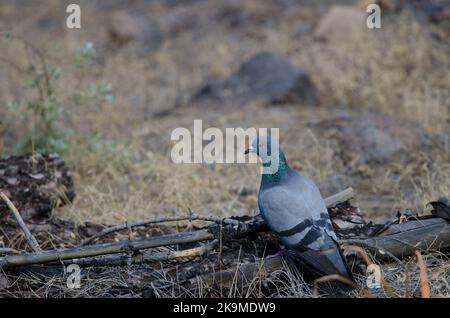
[245,136,280,163]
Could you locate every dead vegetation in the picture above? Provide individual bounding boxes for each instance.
[0,0,449,297]
[1,183,449,298]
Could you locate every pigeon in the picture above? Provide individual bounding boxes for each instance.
[245,136,354,289]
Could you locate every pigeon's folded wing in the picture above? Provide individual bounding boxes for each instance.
[259,185,354,282]
[258,185,337,250]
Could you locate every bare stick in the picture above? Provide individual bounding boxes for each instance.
[0,248,19,255]
[81,214,240,246]
[0,229,214,268]
[351,218,450,259]
[324,187,355,207]
[0,187,357,268]
[0,192,41,253]
[2,209,449,274]
[82,188,355,246]
[191,217,450,288]
[67,240,218,267]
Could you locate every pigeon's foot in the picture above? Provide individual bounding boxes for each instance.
[267,249,286,258]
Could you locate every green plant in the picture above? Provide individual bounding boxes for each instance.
[90,80,115,104]
[3,35,72,154]
[76,42,97,67]
[2,38,114,155]
[69,133,144,176]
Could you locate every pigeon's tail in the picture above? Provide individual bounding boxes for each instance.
[287,242,355,292]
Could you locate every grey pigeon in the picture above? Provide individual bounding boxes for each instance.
[245,136,354,288]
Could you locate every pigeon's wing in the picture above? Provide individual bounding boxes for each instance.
[258,181,353,282]
[288,174,339,240]
[288,240,354,283]
[258,181,336,250]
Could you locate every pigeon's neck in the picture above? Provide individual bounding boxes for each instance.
[261,151,290,185]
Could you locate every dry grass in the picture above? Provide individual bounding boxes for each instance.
[2,246,448,298]
[300,13,450,135]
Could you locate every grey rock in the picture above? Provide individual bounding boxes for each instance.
[107,10,163,53]
[313,112,430,163]
[192,52,318,106]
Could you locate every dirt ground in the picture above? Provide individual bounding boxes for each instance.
[0,0,449,297]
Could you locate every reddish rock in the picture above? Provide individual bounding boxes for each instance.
[313,113,430,163]
[107,10,162,53]
[314,5,366,41]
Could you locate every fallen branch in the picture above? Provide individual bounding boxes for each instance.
[324,187,355,208]
[2,186,449,283]
[0,192,42,253]
[82,187,356,246]
[0,248,19,255]
[354,217,450,259]
[82,214,239,246]
[66,240,219,267]
[0,229,214,268]
[190,217,450,288]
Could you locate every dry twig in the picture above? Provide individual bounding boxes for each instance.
[66,240,219,267]
[0,192,42,253]
[415,251,431,298]
[312,274,374,298]
[0,229,214,268]
[82,214,240,246]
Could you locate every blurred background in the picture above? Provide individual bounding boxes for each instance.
[0,0,449,225]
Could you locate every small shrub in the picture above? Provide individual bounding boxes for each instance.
[2,37,114,155]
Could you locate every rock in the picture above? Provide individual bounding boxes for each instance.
[432,8,450,22]
[314,5,366,41]
[216,0,280,30]
[157,6,203,37]
[428,1,450,23]
[359,0,450,24]
[192,52,318,106]
[107,10,162,53]
[312,113,430,163]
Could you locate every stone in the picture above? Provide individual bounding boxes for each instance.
[313,112,430,163]
[192,52,317,106]
[107,10,162,53]
[314,5,366,41]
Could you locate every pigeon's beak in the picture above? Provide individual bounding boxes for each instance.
[244,146,255,155]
